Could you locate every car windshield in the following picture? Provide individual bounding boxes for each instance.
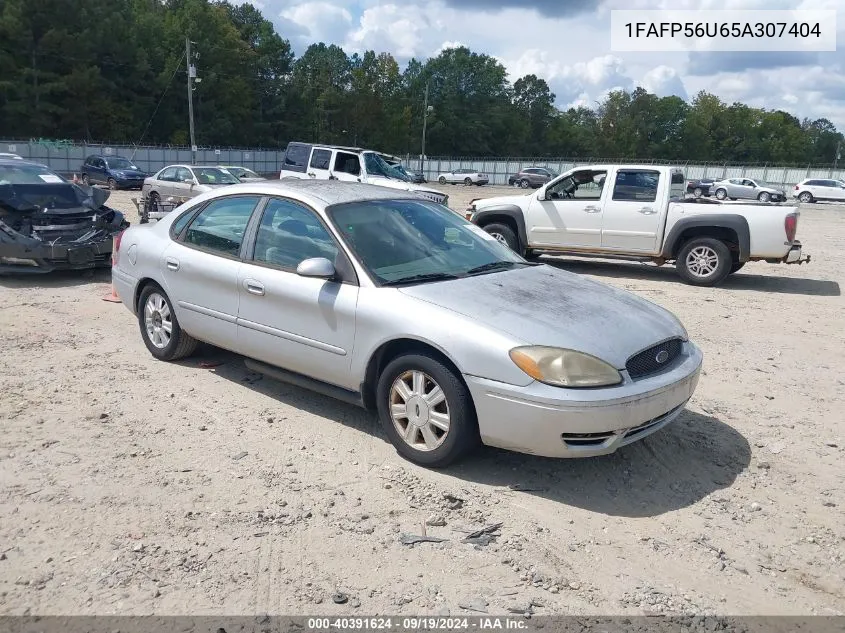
[107,157,138,170]
[328,198,528,285]
[194,167,239,185]
[0,163,66,185]
[363,152,410,182]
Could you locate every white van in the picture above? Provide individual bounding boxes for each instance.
[279,142,448,207]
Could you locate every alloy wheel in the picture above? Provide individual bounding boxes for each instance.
[144,292,173,349]
[389,370,450,452]
[685,246,720,278]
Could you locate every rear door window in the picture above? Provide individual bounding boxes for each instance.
[283,143,310,173]
[309,149,332,170]
[612,170,659,202]
[182,196,261,258]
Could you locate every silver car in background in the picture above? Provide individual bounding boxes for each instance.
[711,177,786,202]
[438,169,489,186]
[141,165,240,215]
[112,180,702,468]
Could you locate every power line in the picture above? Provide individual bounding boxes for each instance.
[131,50,187,156]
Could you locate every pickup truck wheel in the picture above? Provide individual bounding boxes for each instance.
[715,188,727,200]
[138,285,198,361]
[798,192,813,203]
[482,223,520,252]
[676,238,732,286]
[730,261,745,274]
[377,353,479,468]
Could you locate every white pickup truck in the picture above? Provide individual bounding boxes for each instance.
[466,165,810,286]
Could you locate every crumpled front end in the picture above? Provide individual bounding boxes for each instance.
[0,183,128,273]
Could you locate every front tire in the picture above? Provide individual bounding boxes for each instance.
[438,176,446,184]
[519,178,530,189]
[464,177,472,186]
[376,353,479,468]
[757,191,770,202]
[676,237,732,286]
[715,188,727,200]
[138,285,198,361]
[81,174,90,186]
[108,178,117,190]
[694,187,703,197]
[481,222,519,252]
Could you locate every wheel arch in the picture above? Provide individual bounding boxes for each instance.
[472,206,528,250]
[360,337,469,412]
[662,214,751,262]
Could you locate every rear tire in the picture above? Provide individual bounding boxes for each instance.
[676,237,732,287]
[798,191,813,203]
[137,284,198,361]
[519,179,530,189]
[108,178,117,190]
[464,177,472,186]
[693,187,703,197]
[376,352,479,468]
[438,176,446,184]
[481,222,519,252]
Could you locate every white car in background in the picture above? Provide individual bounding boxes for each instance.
[438,169,489,186]
[792,178,845,203]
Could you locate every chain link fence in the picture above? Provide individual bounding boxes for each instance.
[3,139,842,189]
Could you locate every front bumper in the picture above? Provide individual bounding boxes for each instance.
[465,341,703,458]
[0,233,115,273]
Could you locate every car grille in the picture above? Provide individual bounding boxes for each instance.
[416,190,448,206]
[626,338,683,379]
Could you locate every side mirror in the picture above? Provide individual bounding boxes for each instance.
[296,257,336,280]
[537,190,547,201]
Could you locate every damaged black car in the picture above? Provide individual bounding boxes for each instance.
[0,159,128,273]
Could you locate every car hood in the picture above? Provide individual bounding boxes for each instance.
[367,175,439,195]
[474,192,532,209]
[398,264,687,369]
[112,169,146,178]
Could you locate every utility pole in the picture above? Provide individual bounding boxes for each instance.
[186,36,197,165]
[421,81,430,179]
[834,140,842,171]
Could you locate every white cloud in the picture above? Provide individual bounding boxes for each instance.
[639,66,689,99]
[345,4,434,58]
[280,2,353,49]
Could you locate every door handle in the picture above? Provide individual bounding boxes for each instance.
[307,172,316,178]
[583,205,601,213]
[244,279,265,296]
[638,207,657,215]
[165,257,180,271]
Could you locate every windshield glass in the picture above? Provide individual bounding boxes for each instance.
[328,199,527,285]
[363,152,410,182]
[0,163,66,185]
[194,167,239,185]
[107,157,138,170]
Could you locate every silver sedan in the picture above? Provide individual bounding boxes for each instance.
[112,180,702,467]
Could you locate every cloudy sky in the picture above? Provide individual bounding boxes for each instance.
[259,0,844,129]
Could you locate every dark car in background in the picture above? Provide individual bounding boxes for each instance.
[686,178,715,197]
[80,155,148,190]
[0,159,127,273]
[508,167,558,188]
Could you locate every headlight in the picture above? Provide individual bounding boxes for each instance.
[509,346,622,388]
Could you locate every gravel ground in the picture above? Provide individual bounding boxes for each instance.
[0,183,843,616]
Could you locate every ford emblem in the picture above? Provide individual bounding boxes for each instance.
[655,350,670,364]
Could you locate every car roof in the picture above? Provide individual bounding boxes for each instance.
[0,158,54,169]
[203,179,426,207]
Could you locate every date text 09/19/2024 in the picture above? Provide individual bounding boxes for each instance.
[306,617,529,630]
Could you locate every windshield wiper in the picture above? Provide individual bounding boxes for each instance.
[382,272,461,286]
[465,261,520,276]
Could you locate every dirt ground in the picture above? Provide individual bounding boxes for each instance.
[1,183,843,617]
